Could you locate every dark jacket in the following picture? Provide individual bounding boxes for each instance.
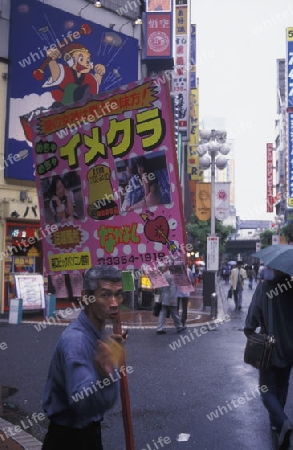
[244,276,293,367]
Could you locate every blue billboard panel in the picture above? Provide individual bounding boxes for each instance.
[6,0,138,181]
[190,25,196,65]
[288,113,293,199]
[190,24,196,89]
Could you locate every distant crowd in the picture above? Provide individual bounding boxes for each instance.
[220,261,274,288]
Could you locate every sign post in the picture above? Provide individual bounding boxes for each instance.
[207,236,219,271]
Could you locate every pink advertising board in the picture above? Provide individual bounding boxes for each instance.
[30,78,185,273]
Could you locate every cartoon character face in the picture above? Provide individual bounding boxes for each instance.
[72,50,93,73]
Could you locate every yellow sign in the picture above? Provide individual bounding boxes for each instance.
[49,252,91,271]
[188,88,203,180]
[287,197,293,207]
[175,6,188,35]
[287,27,293,41]
[195,182,211,221]
[280,235,287,244]
[140,274,152,290]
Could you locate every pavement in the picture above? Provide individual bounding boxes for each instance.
[17,282,216,330]
[0,417,42,450]
[1,279,289,449]
[0,280,226,450]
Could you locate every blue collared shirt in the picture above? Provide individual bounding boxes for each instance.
[42,311,119,428]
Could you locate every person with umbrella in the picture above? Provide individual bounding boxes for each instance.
[244,245,293,450]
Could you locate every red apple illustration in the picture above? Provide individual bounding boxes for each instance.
[144,216,169,243]
[141,214,178,254]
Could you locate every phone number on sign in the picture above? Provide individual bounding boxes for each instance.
[97,252,166,266]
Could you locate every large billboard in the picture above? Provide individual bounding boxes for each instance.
[6,0,138,181]
[173,0,189,134]
[287,28,293,206]
[143,0,173,61]
[30,78,186,273]
[187,24,202,181]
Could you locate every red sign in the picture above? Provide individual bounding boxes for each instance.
[266,143,274,212]
[145,13,172,58]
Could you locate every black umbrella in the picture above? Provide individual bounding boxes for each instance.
[251,244,293,275]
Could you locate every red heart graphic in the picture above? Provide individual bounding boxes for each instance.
[144,216,169,244]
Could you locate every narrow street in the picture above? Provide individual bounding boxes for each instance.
[1,279,292,449]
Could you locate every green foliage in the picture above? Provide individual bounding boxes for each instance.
[259,229,274,248]
[186,215,234,260]
[280,222,293,243]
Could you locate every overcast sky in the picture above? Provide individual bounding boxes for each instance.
[191,0,293,221]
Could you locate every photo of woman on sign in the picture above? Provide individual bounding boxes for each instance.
[116,151,171,212]
[41,172,85,224]
[50,175,76,222]
[128,178,162,210]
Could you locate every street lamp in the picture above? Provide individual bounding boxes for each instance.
[197,129,230,315]
[197,130,231,238]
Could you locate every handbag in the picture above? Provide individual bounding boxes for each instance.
[153,302,162,317]
[244,296,276,370]
[227,287,233,299]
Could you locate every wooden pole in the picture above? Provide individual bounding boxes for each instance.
[112,312,135,450]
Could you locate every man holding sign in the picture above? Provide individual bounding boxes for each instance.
[42,265,126,450]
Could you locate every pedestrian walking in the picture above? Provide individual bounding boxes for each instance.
[177,266,193,326]
[253,263,259,282]
[222,262,231,285]
[41,265,125,450]
[230,260,247,310]
[247,265,256,290]
[244,270,293,450]
[157,263,186,335]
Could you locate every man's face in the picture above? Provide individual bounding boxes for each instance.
[72,51,92,73]
[88,280,123,323]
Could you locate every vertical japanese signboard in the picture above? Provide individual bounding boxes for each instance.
[187,24,202,181]
[288,112,293,206]
[286,27,293,108]
[144,13,172,58]
[30,78,186,274]
[286,28,293,206]
[207,237,219,271]
[144,0,172,59]
[173,0,189,134]
[266,143,274,213]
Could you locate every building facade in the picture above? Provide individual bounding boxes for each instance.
[0,0,145,312]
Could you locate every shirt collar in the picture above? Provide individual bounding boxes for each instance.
[77,310,103,340]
